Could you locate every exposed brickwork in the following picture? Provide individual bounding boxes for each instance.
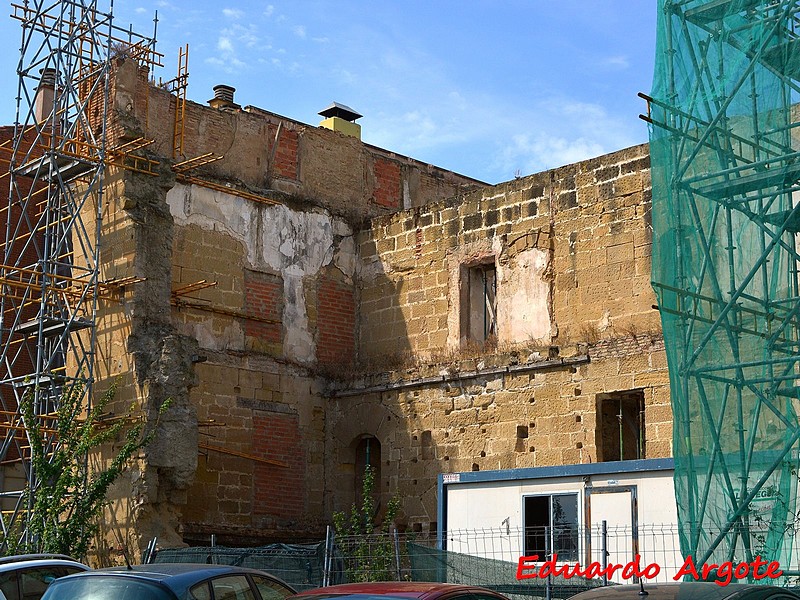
[271,125,299,181]
[252,411,305,518]
[317,277,355,365]
[372,157,401,209]
[243,270,283,345]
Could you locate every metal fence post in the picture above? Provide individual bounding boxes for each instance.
[545,527,551,600]
[393,529,402,581]
[323,525,332,586]
[601,521,608,586]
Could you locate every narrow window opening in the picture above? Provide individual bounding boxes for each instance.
[596,390,645,462]
[462,262,497,345]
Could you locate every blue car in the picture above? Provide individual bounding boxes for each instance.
[40,563,296,600]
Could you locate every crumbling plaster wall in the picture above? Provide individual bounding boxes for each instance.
[90,164,201,551]
[164,181,357,540]
[328,143,671,529]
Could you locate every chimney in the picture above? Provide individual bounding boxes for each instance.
[318,102,362,140]
[34,68,57,124]
[208,84,240,111]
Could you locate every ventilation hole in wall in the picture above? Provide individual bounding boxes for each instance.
[413,479,418,485]
[411,458,418,463]
[529,397,535,404]
[445,409,452,415]
[480,451,486,457]
[529,446,535,452]
[529,421,536,429]
[412,435,418,441]
[234,386,241,394]
[387,415,391,420]
[570,367,578,374]
[576,442,583,449]
[576,415,582,423]
[444,432,449,438]
[481,428,486,434]
[444,456,449,461]
[414,391,420,397]
[517,425,529,439]
[412,523,422,533]
[574,387,581,396]
[472,463,480,471]
[460,427,465,433]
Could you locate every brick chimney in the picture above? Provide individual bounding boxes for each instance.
[34,68,57,124]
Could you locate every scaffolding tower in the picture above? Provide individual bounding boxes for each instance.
[0,0,158,550]
[647,0,800,574]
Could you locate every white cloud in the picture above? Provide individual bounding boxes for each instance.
[600,55,630,69]
[292,25,307,39]
[222,8,244,19]
[217,37,233,53]
[264,5,275,17]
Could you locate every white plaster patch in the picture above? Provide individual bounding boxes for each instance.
[496,248,551,343]
[176,319,244,352]
[334,235,356,279]
[167,183,354,364]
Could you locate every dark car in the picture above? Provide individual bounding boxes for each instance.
[569,583,800,600]
[40,563,296,600]
[0,554,90,600]
[290,582,511,600]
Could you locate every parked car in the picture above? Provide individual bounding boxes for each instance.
[569,582,800,600]
[40,563,296,600]
[0,553,90,600]
[290,582,511,600]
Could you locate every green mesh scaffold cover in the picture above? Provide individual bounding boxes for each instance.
[649,0,800,573]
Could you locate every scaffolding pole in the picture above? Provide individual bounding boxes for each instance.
[0,0,159,552]
[648,0,800,575]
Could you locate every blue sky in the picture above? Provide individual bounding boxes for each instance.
[0,2,657,184]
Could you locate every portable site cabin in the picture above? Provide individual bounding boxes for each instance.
[437,458,681,582]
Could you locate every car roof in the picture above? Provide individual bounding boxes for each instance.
[60,563,295,596]
[0,555,89,573]
[570,583,800,600]
[293,582,504,599]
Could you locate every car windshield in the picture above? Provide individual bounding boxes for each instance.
[43,576,175,600]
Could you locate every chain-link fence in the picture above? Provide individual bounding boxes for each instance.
[150,524,799,596]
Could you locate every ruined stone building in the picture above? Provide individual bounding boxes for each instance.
[4,55,672,554]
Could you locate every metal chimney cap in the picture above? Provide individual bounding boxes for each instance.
[318,102,362,122]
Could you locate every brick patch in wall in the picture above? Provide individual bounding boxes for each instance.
[243,270,283,344]
[253,412,305,517]
[373,157,401,209]
[272,126,299,180]
[317,277,355,365]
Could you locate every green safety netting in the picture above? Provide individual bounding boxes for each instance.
[649,0,800,574]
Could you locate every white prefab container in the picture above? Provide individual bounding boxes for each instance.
[437,458,681,583]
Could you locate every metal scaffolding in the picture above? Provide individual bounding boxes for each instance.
[647,0,800,573]
[0,0,159,550]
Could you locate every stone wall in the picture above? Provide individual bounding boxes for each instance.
[68,58,672,547]
[326,144,671,530]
